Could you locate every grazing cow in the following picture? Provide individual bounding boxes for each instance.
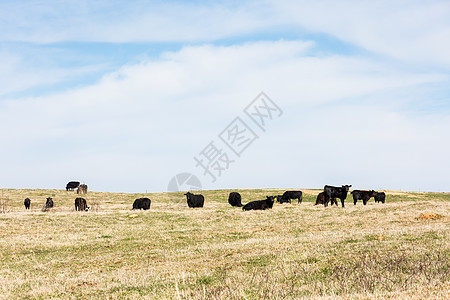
[278,191,303,204]
[75,197,89,211]
[228,192,243,207]
[45,197,54,208]
[374,192,386,204]
[66,181,80,191]
[24,198,31,209]
[352,190,377,205]
[132,198,151,210]
[276,195,289,204]
[315,192,338,206]
[242,196,275,211]
[323,185,352,207]
[184,192,204,208]
[77,184,88,194]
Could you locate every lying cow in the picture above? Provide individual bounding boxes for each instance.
[66,181,80,191]
[185,192,204,208]
[374,191,386,203]
[352,190,377,205]
[242,196,274,211]
[323,185,351,207]
[277,191,303,204]
[75,197,89,211]
[315,192,337,206]
[45,197,54,208]
[24,198,31,209]
[228,192,243,207]
[132,198,151,210]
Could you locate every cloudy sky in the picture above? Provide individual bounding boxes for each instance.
[1,0,449,193]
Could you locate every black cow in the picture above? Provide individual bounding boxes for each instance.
[228,192,243,207]
[276,195,289,204]
[66,181,80,191]
[24,198,31,209]
[75,197,89,211]
[185,192,204,208]
[77,184,88,194]
[374,192,386,204]
[323,185,351,207]
[278,191,303,204]
[352,190,377,205]
[132,198,151,210]
[242,196,275,211]
[315,192,338,206]
[45,197,54,208]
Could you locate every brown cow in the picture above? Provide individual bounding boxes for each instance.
[315,192,337,206]
[75,198,89,211]
[77,184,88,194]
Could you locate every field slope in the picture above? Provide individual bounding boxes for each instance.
[0,188,449,299]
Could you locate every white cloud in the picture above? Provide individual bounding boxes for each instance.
[1,40,447,192]
[271,0,450,67]
[0,1,268,43]
[0,48,107,97]
[2,0,449,69]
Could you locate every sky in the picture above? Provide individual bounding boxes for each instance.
[0,0,449,193]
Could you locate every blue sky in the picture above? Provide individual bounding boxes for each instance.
[1,0,449,193]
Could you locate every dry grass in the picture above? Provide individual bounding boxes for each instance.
[0,188,449,299]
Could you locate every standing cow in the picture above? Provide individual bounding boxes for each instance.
[77,184,88,194]
[323,185,351,207]
[75,198,88,211]
[184,192,204,208]
[277,191,303,204]
[314,192,338,205]
[66,181,80,191]
[24,198,31,209]
[242,196,275,211]
[352,190,377,205]
[374,192,386,204]
[45,197,54,209]
[132,198,151,210]
[276,195,289,204]
[228,192,243,207]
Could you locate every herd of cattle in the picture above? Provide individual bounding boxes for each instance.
[21,182,386,212]
[182,185,386,211]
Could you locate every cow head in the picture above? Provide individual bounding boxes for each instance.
[343,185,352,191]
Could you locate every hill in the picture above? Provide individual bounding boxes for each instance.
[0,188,449,299]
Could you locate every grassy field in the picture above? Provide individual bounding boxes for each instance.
[0,188,449,299]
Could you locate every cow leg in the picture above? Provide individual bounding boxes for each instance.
[363,198,367,205]
[341,198,345,207]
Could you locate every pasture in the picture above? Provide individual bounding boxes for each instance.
[0,188,449,299]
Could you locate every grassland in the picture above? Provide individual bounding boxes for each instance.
[0,188,449,299]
